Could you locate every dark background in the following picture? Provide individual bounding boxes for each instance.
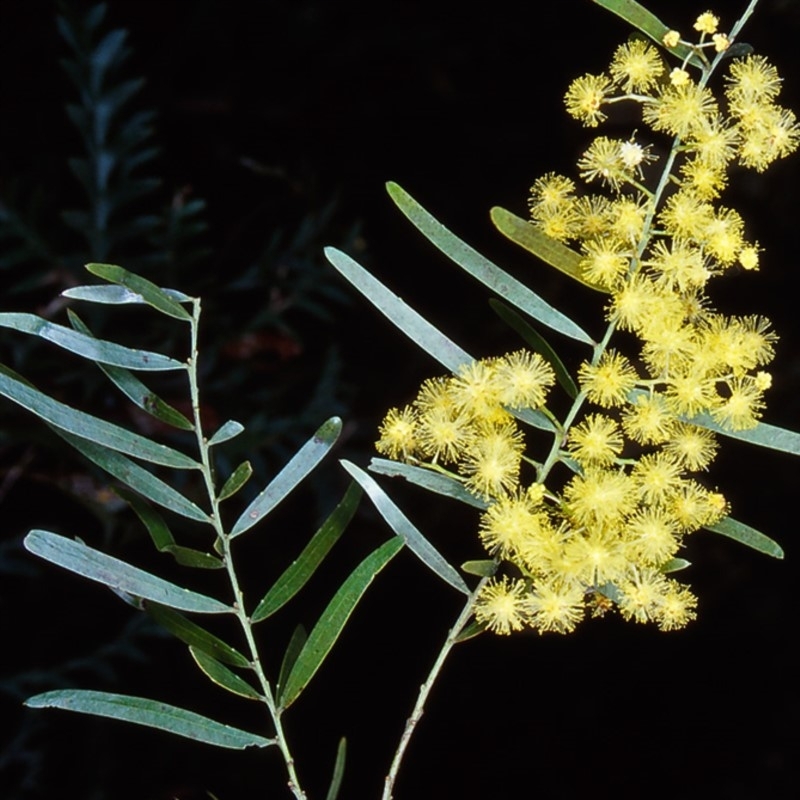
[1,1,799,798]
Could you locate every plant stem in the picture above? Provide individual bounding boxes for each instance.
[381,577,489,800]
[186,298,307,800]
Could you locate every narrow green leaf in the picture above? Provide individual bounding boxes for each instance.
[661,558,691,573]
[67,310,194,431]
[0,370,199,470]
[455,619,487,643]
[145,603,250,667]
[368,457,487,510]
[387,182,593,344]
[231,417,342,538]
[252,482,362,622]
[279,537,402,710]
[489,299,579,399]
[208,419,245,447]
[218,461,253,502]
[63,284,193,305]
[341,460,470,595]
[461,560,497,577]
[277,625,307,700]
[25,690,273,749]
[116,487,222,569]
[592,0,704,69]
[85,263,192,320]
[0,312,184,370]
[57,430,210,523]
[325,738,347,800]
[511,405,556,433]
[491,206,603,293]
[325,246,473,374]
[705,516,784,559]
[189,647,261,700]
[687,412,800,458]
[24,530,232,613]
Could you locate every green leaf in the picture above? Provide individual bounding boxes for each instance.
[325,738,347,800]
[325,246,474,374]
[145,603,250,667]
[0,312,184,370]
[24,530,232,613]
[0,369,199,470]
[251,482,362,622]
[488,299,579,399]
[277,625,307,700]
[189,647,261,700]
[687,413,800,458]
[218,461,253,502]
[279,537,402,710]
[592,0,704,69]
[454,619,487,643]
[661,558,691,573]
[63,284,193,305]
[25,690,273,749]
[491,206,603,293]
[115,487,222,569]
[461,560,497,577]
[705,516,784,559]
[341,460,470,595]
[231,417,343,538]
[387,182,593,345]
[85,262,192,320]
[368,457,488,510]
[67,310,194,431]
[57,430,211,523]
[208,419,245,447]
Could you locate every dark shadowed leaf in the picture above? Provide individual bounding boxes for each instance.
[252,482,361,622]
[146,603,250,667]
[325,738,347,800]
[277,625,307,700]
[279,538,402,709]
[705,516,783,559]
[489,298,579,399]
[115,487,222,569]
[189,647,261,700]
[218,461,253,502]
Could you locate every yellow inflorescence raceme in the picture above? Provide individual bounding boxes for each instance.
[376,12,797,636]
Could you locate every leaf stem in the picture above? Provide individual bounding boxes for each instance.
[381,576,489,800]
[186,298,307,800]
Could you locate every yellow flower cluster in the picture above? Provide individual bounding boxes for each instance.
[376,351,555,500]
[377,12,794,638]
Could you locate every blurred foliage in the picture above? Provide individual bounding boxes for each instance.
[1,5,359,798]
[0,2,359,493]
